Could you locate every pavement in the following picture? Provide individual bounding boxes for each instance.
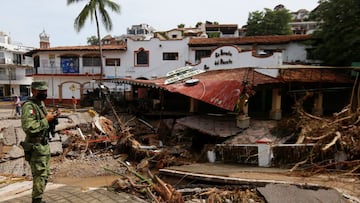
[0,182,146,203]
[160,163,360,203]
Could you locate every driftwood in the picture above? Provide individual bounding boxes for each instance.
[106,160,184,203]
[321,131,341,151]
[290,75,360,174]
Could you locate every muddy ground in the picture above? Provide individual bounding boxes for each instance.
[47,151,359,201]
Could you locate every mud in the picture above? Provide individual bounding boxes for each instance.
[52,175,119,188]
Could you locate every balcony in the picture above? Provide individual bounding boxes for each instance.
[0,57,33,66]
[28,66,101,76]
[0,74,15,80]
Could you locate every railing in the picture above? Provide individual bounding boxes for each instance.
[0,75,15,80]
[0,58,33,66]
[31,66,101,75]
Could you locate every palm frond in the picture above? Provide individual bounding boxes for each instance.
[69,0,120,32]
[103,0,121,12]
[67,0,86,5]
[74,3,92,32]
[98,2,112,31]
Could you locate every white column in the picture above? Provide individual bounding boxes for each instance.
[236,95,250,129]
[312,92,324,116]
[269,88,282,120]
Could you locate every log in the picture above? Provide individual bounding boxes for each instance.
[290,158,308,173]
[322,132,341,151]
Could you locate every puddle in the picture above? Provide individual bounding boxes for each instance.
[52,175,119,188]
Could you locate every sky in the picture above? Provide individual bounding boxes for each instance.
[1,0,319,48]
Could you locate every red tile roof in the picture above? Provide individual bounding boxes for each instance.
[25,44,126,56]
[188,35,312,46]
[279,68,354,83]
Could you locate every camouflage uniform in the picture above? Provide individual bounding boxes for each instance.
[21,84,50,203]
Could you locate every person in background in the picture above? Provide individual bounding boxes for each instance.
[72,96,77,112]
[14,96,22,116]
[21,81,57,203]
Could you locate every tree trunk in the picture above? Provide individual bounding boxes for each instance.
[349,72,359,113]
[94,10,104,80]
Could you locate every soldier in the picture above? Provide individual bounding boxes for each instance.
[21,81,56,203]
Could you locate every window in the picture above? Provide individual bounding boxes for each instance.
[135,48,149,67]
[106,58,120,66]
[34,56,40,69]
[13,53,22,64]
[25,67,33,75]
[0,52,4,64]
[163,52,178,60]
[0,68,5,76]
[83,55,101,66]
[20,85,30,96]
[195,50,212,61]
[61,56,79,73]
[9,68,16,80]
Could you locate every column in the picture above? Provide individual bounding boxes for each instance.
[236,95,250,129]
[58,85,62,102]
[269,88,282,120]
[312,92,323,116]
[189,98,198,113]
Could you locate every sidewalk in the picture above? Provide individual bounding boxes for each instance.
[1,182,146,203]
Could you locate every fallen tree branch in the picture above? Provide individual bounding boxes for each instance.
[305,131,333,141]
[118,160,153,185]
[290,158,309,173]
[300,109,326,121]
[322,131,341,151]
[321,116,352,129]
[146,187,160,203]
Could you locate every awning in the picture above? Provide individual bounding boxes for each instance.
[161,79,243,111]
[101,67,354,111]
[103,68,279,111]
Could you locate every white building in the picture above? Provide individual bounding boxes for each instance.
[26,29,313,106]
[0,31,33,100]
[26,30,127,105]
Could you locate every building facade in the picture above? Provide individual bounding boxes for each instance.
[26,30,315,104]
[0,31,33,100]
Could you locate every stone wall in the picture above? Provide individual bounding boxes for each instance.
[0,111,94,176]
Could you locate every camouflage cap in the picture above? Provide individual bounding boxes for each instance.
[31,81,48,90]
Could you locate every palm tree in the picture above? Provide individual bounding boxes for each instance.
[67,0,120,79]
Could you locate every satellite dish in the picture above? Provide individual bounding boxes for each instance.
[185,78,199,86]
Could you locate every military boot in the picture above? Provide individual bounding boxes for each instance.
[32,198,46,203]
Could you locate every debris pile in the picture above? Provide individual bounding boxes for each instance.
[107,160,266,203]
[288,90,360,173]
[108,161,184,203]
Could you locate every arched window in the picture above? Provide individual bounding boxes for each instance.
[134,48,149,67]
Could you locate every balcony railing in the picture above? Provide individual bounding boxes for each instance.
[0,58,33,66]
[0,74,16,80]
[31,66,101,75]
